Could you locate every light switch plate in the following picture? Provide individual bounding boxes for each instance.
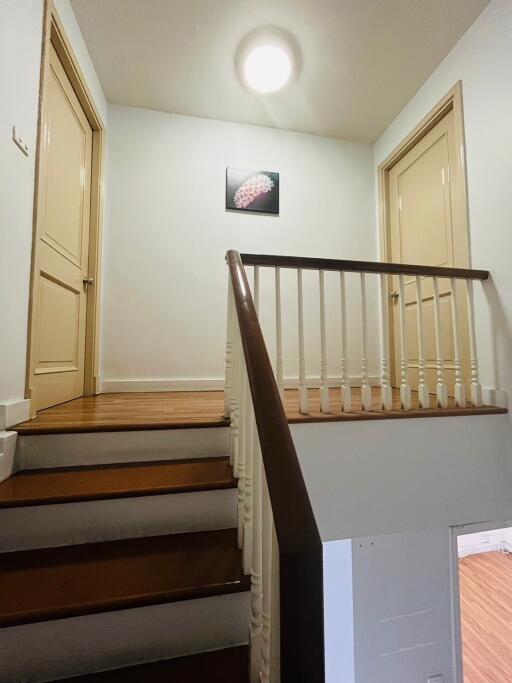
[12,126,29,156]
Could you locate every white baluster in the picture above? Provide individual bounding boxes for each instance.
[275,267,285,402]
[360,273,373,411]
[466,280,482,406]
[224,281,234,418]
[339,271,352,412]
[269,522,280,683]
[297,268,309,414]
[243,380,254,575]
[379,274,393,411]
[260,473,272,683]
[237,367,247,549]
[450,277,467,407]
[250,438,263,682]
[432,277,448,408]
[230,325,242,468]
[319,270,330,412]
[398,275,412,409]
[415,276,430,408]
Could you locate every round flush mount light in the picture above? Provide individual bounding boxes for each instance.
[244,45,292,93]
[237,27,299,94]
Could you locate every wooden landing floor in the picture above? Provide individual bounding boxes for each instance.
[459,551,512,682]
[15,388,505,435]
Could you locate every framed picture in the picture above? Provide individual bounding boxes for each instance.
[226,167,279,214]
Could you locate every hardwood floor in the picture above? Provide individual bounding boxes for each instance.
[15,388,506,434]
[15,391,230,434]
[459,551,512,682]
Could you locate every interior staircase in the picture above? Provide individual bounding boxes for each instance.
[0,413,250,682]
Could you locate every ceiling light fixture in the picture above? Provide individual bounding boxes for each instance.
[244,45,291,93]
[237,27,298,94]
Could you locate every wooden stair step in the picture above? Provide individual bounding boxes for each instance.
[0,528,248,627]
[55,646,249,682]
[14,391,229,435]
[0,457,235,508]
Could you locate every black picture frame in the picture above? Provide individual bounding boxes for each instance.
[226,167,279,215]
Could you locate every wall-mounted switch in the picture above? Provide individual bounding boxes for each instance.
[12,126,29,156]
[427,676,443,683]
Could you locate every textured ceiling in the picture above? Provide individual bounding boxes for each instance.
[71,0,489,141]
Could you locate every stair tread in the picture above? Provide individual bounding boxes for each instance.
[0,529,248,627]
[56,646,249,682]
[0,457,235,508]
[15,391,229,434]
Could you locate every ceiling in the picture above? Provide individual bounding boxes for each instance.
[70,0,489,142]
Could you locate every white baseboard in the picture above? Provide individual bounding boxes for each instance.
[100,375,380,393]
[0,432,18,483]
[0,399,30,429]
[458,540,512,559]
[482,387,508,408]
[100,378,224,393]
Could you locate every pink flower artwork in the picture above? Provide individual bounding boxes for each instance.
[233,173,275,209]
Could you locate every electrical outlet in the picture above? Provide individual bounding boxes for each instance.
[427,675,443,683]
[12,126,29,156]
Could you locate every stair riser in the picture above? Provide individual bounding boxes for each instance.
[0,591,250,683]
[16,427,229,470]
[0,432,17,483]
[0,489,237,552]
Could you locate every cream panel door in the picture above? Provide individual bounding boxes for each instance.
[30,43,93,411]
[389,110,469,395]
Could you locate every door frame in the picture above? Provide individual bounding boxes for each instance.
[377,82,471,385]
[26,0,105,412]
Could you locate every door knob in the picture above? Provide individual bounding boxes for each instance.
[389,290,399,302]
[83,276,95,286]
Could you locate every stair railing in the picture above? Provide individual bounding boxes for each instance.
[225,250,490,682]
[232,253,489,414]
[225,250,324,683]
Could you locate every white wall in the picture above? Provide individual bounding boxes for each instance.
[101,105,377,387]
[293,414,512,682]
[323,540,355,683]
[0,0,43,408]
[374,0,512,406]
[325,532,455,683]
[351,528,454,683]
[0,0,106,413]
[291,414,512,543]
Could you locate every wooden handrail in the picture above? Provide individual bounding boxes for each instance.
[241,253,489,280]
[226,250,325,683]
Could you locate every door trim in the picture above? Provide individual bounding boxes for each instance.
[377,82,471,385]
[26,0,105,412]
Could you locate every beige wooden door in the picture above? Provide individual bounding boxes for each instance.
[388,109,470,395]
[29,43,93,412]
